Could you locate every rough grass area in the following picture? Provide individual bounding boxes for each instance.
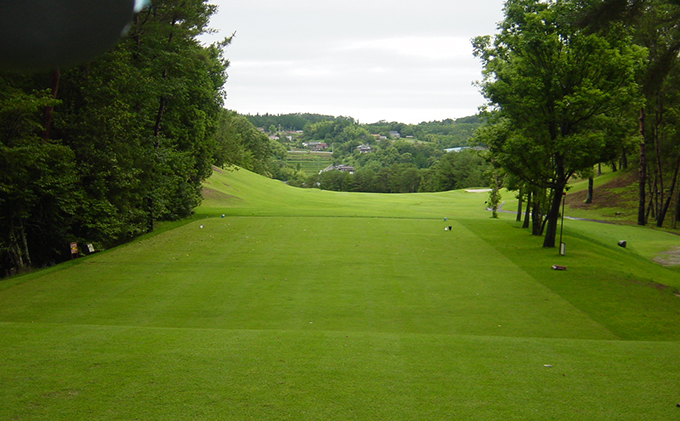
[1,168,680,420]
[565,170,640,224]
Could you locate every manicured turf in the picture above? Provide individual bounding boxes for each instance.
[1,167,679,420]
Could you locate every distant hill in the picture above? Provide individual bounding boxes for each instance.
[241,112,483,149]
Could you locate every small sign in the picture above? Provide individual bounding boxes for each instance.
[70,242,78,255]
[87,244,95,253]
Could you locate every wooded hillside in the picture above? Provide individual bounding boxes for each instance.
[0,0,233,275]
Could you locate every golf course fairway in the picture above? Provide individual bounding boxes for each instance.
[1,167,679,420]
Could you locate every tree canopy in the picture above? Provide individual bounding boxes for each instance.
[0,0,234,275]
[473,0,644,247]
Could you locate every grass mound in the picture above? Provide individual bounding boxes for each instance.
[1,167,679,420]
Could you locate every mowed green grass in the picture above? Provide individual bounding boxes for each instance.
[1,168,680,420]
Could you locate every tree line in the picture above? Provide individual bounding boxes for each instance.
[247,113,483,149]
[473,0,680,248]
[306,148,490,194]
[0,0,280,277]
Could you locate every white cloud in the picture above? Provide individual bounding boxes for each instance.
[205,0,505,123]
[338,37,474,61]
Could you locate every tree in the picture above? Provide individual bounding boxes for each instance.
[473,0,644,247]
[576,0,680,226]
[318,170,349,191]
[422,150,491,191]
[0,80,78,272]
[213,110,273,175]
[0,0,232,275]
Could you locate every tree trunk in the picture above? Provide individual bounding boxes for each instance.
[516,188,523,222]
[543,185,565,248]
[674,186,680,228]
[653,96,664,222]
[543,155,567,248]
[531,190,544,236]
[585,177,594,204]
[657,148,680,227]
[489,174,501,218]
[153,96,166,137]
[8,221,26,270]
[41,69,60,141]
[638,108,647,225]
[20,225,32,268]
[146,196,154,233]
[523,191,532,229]
[621,150,628,170]
[647,169,656,220]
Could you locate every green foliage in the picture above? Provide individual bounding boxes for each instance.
[420,150,491,191]
[0,0,231,274]
[364,117,483,148]
[244,112,340,131]
[213,110,274,176]
[0,79,79,272]
[488,173,502,218]
[265,115,488,193]
[473,0,645,247]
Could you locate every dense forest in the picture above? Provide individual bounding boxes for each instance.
[0,1,278,276]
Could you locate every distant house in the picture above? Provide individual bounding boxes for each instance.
[389,130,401,138]
[269,135,280,140]
[356,144,372,153]
[303,141,328,151]
[320,164,354,174]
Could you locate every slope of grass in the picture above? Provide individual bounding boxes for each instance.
[1,167,680,420]
[201,166,486,219]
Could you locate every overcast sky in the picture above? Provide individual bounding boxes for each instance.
[201,0,506,124]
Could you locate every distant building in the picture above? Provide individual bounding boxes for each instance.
[389,130,401,138]
[303,142,328,151]
[320,164,354,174]
[356,144,372,153]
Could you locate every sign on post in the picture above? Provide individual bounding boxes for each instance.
[70,242,78,258]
